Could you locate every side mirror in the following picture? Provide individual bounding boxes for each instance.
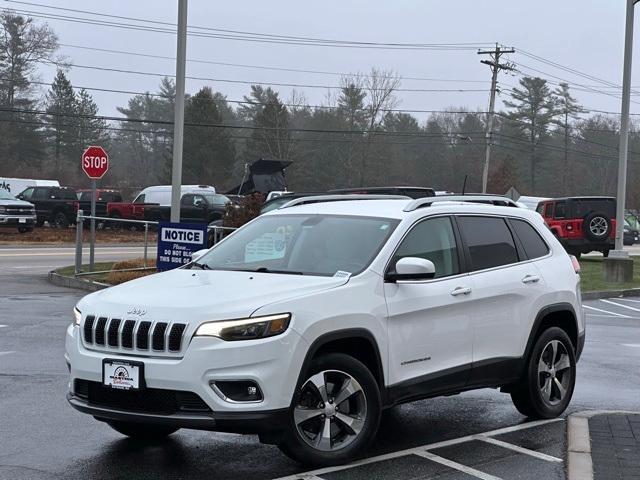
[191,249,209,262]
[386,257,436,282]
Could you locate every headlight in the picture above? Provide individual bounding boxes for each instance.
[73,307,82,326]
[194,313,291,341]
[0,206,6,214]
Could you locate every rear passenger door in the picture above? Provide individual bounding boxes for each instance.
[456,215,547,384]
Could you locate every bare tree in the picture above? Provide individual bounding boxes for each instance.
[359,68,400,184]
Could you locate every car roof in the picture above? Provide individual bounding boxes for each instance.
[265,197,542,222]
[542,196,615,202]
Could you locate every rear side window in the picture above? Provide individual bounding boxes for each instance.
[544,203,553,218]
[457,216,519,271]
[554,202,567,219]
[510,219,549,259]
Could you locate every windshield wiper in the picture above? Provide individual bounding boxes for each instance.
[251,266,304,275]
[190,262,211,270]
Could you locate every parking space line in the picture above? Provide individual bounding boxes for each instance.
[0,351,14,356]
[414,451,503,480]
[474,435,563,463]
[273,419,563,480]
[582,305,630,318]
[613,298,640,304]
[600,299,640,313]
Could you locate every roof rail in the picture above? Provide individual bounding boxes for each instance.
[279,194,409,209]
[403,195,520,212]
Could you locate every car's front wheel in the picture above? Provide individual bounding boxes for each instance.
[279,353,381,466]
[105,420,179,440]
[510,327,576,418]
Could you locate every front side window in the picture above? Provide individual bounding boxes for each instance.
[32,188,48,200]
[390,216,459,278]
[510,219,549,259]
[457,216,519,271]
[133,194,145,204]
[197,214,399,277]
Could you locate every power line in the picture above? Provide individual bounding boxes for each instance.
[58,43,489,84]
[0,106,489,139]
[3,5,491,51]
[40,60,489,94]
[6,0,494,49]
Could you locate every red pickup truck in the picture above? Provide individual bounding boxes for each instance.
[107,193,149,229]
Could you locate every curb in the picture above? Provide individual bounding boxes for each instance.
[47,271,110,292]
[581,288,640,300]
[566,410,640,480]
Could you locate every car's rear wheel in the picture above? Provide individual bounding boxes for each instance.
[279,353,381,466]
[511,327,576,418]
[17,227,32,233]
[51,211,69,228]
[105,420,179,440]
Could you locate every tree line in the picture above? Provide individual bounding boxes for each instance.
[1,12,640,206]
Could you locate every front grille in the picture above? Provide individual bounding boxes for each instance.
[75,380,211,414]
[5,206,34,215]
[82,315,187,355]
[152,322,168,351]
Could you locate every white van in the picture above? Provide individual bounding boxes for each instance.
[132,185,216,205]
[0,177,59,196]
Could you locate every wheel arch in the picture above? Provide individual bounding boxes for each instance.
[524,303,578,363]
[295,329,385,400]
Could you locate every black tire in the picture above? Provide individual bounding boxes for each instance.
[278,353,381,466]
[108,213,122,230]
[35,218,44,228]
[511,327,576,419]
[17,227,33,233]
[602,248,611,258]
[51,211,69,228]
[583,211,611,242]
[106,420,179,440]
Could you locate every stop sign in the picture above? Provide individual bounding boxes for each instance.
[82,146,109,179]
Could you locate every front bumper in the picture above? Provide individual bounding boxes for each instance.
[0,214,36,226]
[65,323,308,419]
[67,393,288,434]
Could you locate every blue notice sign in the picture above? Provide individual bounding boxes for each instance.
[157,222,208,271]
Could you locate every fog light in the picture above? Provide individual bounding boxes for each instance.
[212,380,263,402]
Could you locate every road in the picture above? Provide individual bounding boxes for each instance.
[0,263,638,479]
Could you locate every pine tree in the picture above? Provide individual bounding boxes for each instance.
[183,87,236,188]
[552,83,586,194]
[504,76,558,193]
[45,69,77,179]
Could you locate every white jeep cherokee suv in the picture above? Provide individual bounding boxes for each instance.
[66,196,584,466]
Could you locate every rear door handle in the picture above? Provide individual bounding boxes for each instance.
[522,274,540,284]
[450,286,472,296]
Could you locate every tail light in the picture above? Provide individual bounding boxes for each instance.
[73,201,79,211]
[570,255,581,274]
[565,222,573,231]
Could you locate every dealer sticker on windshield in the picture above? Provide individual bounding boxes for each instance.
[103,360,141,390]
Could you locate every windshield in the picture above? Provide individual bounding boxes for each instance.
[0,190,15,200]
[197,214,399,276]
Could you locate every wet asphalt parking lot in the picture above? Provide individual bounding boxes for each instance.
[1,247,639,480]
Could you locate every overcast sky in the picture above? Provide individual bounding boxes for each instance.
[11,0,640,120]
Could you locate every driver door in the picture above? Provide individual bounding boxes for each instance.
[384,216,473,394]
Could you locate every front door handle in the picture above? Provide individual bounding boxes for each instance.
[450,286,472,296]
[522,274,540,284]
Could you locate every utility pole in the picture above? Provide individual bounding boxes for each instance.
[478,44,515,193]
[170,0,188,223]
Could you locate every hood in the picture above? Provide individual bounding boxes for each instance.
[78,268,349,323]
[0,198,34,207]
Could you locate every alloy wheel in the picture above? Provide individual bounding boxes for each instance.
[537,339,572,406]
[294,370,367,452]
[589,216,608,236]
